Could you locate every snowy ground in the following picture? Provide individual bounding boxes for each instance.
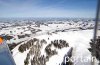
[0,18,95,65]
[12,30,93,65]
[38,30,93,65]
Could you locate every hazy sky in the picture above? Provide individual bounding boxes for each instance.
[0,0,98,18]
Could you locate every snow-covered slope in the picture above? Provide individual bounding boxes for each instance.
[0,18,95,65]
[12,30,93,65]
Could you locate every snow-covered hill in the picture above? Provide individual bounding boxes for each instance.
[12,30,93,65]
[0,18,95,65]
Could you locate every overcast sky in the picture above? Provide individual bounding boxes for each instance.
[0,0,98,18]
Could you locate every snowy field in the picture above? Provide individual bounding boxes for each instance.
[12,30,93,65]
[0,18,95,65]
